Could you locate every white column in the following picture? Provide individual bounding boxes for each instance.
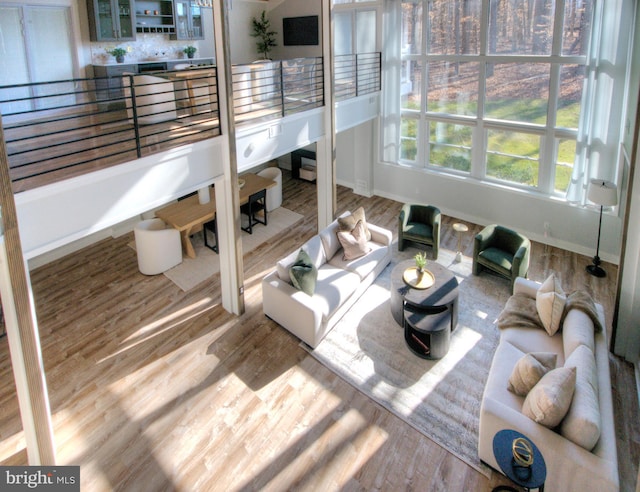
[213,0,244,315]
[317,0,336,229]
[0,117,56,464]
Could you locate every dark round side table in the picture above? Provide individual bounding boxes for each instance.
[390,260,459,359]
[492,429,546,492]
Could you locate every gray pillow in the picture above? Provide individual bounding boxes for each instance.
[289,249,317,296]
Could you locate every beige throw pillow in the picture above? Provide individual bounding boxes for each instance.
[337,206,371,241]
[560,345,601,450]
[562,309,596,358]
[522,366,576,428]
[337,220,371,260]
[508,352,558,396]
[536,274,567,336]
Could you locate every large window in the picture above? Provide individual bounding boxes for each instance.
[399,0,594,196]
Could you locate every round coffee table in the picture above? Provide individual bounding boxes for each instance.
[390,260,459,359]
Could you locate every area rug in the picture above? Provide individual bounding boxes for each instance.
[132,207,303,291]
[303,246,513,476]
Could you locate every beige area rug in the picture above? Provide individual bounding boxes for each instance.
[303,246,513,476]
[133,207,303,291]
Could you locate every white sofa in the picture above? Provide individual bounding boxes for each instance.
[478,277,619,491]
[262,212,392,348]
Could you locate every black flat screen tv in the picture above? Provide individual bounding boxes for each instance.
[283,16,319,46]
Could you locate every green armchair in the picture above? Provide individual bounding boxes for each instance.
[398,204,441,259]
[472,224,530,288]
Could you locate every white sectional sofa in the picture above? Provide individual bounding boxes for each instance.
[262,211,392,348]
[478,277,619,491]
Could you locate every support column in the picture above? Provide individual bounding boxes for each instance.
[0,117,56,464]
[213,0,244,315]
[317,0,336,229]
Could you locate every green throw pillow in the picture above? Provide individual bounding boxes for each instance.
[289,249,317,296]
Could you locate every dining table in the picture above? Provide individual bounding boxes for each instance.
[155,173,275,259]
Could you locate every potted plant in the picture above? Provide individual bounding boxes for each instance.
[183,46,197,59]
[414,251,428,273]
[251,10,277,60]
[106,46,129,63]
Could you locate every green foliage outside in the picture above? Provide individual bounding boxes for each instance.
[399,98,580,192]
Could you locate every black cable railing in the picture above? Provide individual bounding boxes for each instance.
[334,52,382,102]
[0,53,381,193]
[0,67,220,192]
[231,57,325,126]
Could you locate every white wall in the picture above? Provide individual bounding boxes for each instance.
[229,0,321,63]
[614,141,640,361]
[229,1,270,63]
[236,108,325,172]
[17,138,226,262]
[269,0,322,60]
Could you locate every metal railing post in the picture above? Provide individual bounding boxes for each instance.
[355,54,359,98]
[127,74,142,158]
[280,61,286,118]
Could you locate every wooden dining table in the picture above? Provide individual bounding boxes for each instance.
[155,173,276,259]
[163,67,216,115]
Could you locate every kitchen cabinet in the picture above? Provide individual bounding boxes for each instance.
[135,0,175,34]
[87,0,136,41]
[171,0,203,40]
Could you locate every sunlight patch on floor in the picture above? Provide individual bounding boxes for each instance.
[398,325,483,413]
[96,297,217,364]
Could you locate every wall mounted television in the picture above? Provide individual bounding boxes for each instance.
[283,16,319,46]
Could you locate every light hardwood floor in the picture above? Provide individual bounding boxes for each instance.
[0,172,637,491]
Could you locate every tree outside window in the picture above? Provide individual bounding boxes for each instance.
[398,0,594,195]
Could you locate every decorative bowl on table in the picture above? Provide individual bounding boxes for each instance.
[403,267,435,289]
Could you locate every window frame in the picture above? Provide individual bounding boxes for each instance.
[397,0,591,197]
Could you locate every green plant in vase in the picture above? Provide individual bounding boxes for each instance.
[183,46,197,59]
[251,10,277,60]
[414,251,428,273]
[106,46,130,63]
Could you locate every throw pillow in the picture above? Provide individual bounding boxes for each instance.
[562,309,596,358]
[337,220,371,261]
[560,345,601,450]
[508,352,558,396]
[337,206,371,241]
[522,366,576,428]
[289,249,318,296]
[536,273,567,336]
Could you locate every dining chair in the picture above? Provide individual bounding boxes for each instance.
[240,189,267,234]
[203,214,218,253]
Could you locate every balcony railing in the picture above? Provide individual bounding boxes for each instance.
[232,57,324,126]
[0,53,380,193]
[334,52,381,101]
[1,68,220,192]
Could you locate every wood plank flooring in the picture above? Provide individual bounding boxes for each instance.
[0,171,637,491]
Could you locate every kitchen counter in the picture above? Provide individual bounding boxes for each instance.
[93,57,214,67]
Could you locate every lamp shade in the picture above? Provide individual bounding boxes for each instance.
[587,179,617,206]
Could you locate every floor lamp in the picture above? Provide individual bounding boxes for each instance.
[586,179,617,278]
